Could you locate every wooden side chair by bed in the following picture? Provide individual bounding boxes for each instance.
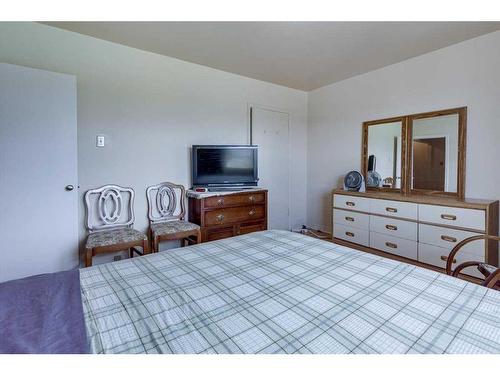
[146,182,201,252]
[446,234,500,290]
[84,184,149,267]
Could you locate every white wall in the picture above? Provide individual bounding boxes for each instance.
[307,30,500,232]
[0,22,308,264]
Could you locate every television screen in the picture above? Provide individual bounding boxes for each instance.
[192,145,258,187]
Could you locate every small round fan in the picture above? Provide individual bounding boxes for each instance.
[366,170,382,188]
[343,171,364,191]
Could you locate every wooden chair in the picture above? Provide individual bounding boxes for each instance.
[146,182,201,252]
[446,234,500,290]
[84,185,149,267]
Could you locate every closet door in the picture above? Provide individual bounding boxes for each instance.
[251,106,290,230]
[0,63,78,282]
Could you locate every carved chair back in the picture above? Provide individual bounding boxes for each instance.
[146,182,186,224]
[84,184,136,233]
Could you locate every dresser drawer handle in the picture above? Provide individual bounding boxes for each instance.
[386,207,398,213]
[441,235,457,243]
[346,201,355,207]
[217,198,224,206]
[440,214,457,221]
[440,255,457,263]
[345,231,355,237]
[216,214,225,222]
[385,224,398,231]
[249,195,255,202]
[385,242,397,249]
[248,209,256,216]
[345,216,355,222]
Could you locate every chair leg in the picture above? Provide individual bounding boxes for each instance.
[143,239,150,255]
[129,247,134,259]
[153,235,159,253]
[180,238,186,247]
[85,248,93,267]
[196,229,202,244]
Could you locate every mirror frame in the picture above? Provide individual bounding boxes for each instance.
[407,107,467,199]
[362,116,408,192]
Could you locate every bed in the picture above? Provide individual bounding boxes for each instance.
[1,230,499,354]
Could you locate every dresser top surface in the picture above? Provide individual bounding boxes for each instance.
[332,189,498,210]
[187,188,267,199]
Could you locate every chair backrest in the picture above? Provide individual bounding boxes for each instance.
[84,184,135,233]
[146,182,186,223]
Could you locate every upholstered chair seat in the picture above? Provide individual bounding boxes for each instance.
[85,228,147,249]
[151,221,200,237]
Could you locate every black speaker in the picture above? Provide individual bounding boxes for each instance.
[368,155,376,172]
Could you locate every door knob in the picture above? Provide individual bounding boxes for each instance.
[65,185,75,191]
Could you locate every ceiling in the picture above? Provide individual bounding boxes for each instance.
[44,22,500,91]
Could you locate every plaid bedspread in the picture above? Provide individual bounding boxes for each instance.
[79,230,500,354]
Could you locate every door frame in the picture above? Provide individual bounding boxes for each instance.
[247,103,292,230]
[412,134,450,191]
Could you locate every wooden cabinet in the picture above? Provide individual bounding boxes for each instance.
[188,190,268,242]
[332,189,499,279]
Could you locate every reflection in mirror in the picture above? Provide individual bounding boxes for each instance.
[367,121,403,189]
[411,114,459,193]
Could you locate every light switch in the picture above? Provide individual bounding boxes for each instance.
[96,135,105,147]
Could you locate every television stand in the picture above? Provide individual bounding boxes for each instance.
[188,188,268,242]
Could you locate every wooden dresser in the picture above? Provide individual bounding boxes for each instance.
[188,189,268,242]
[332,189,499,278]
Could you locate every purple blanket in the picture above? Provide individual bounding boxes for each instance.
[0,269,88,354]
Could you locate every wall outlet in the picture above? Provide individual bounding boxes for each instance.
[96,135,105,147]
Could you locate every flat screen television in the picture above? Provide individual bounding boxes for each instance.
[192,145,258,188]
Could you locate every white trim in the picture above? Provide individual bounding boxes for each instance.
[247,103,292,231]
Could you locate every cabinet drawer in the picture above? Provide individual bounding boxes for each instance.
[370,199,418,220]
[333,194,370,212]
[238,221,266,236]
[333,223,369,247]
[370,232,417,260]
[205,206,265,226]
[204,192,266,208]
[418,243,483,279]
[418,204,485,231]
[418,224,485,254]
[370,215,417,241]
[205,226,235,241]
[333,209,369,230]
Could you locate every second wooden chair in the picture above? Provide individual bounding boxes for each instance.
[146,182,201,252]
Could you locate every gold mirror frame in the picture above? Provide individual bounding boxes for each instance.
[362,107,466,198]
[362,116,408,193]
[407,107,467,199]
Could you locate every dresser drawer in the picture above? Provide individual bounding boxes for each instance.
[370,232,417,260]
[370,215,417,241]
[418,204,485,231]
[418,243,483,279]
[333,194,370,212]
[333,223,369,247]
[370,199,418,220]
[205,206,265,226]
[204,192,266,208]
[333,209,369,230]
[418,224,485,254]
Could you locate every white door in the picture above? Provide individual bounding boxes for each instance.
[0,63,78,282]
[251,106,290,230]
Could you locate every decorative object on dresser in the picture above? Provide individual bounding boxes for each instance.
[188,189,268,242]
[83,185,149,267]
[146,182,201,252]
[343,170,366,192]
[446,235,500,289]
[332,189,499,279]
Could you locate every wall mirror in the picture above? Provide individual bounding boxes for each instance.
[362,117,407,191]
[408,107,466,198]
[362,107,466,198]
